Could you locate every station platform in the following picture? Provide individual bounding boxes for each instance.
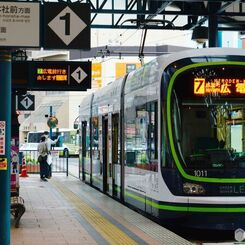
[11,174,193,245]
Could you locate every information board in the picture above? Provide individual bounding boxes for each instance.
[0,1,40,47]
[12,61,91,91]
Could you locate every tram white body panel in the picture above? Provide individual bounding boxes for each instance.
[188,196,245,204]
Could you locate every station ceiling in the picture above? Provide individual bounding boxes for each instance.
[74,0,245,31]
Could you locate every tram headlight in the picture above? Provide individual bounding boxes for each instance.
[183,183,205,195]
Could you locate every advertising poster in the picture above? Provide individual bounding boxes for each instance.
[11,138,19,193]
[0,121,5,155]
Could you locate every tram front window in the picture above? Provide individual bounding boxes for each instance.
[171,64,245,178]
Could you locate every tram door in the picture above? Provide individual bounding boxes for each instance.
[102,116,109,193]
[111,114,120,199]
[103,114,115,195]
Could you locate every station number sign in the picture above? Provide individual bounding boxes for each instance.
[17,95,35,111]
[43,2,90,50]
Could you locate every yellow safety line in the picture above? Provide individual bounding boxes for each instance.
[51,179,138,245]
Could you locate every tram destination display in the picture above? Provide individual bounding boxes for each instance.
[192,65,245,97]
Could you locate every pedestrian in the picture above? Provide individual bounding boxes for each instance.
[37,135,49,181]
[43,131,60,178]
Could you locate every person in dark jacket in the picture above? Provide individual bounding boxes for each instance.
[37,135,49,181]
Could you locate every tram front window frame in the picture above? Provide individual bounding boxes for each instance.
[166,62,245,180]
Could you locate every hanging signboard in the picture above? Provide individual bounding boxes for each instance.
[43,2,90,49]
[12,61,91,91]
[31,61,91,90]
[17,94,35,111]
[0,1,40,48]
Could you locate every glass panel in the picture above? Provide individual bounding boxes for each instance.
[91,117,100,178]
[112,114,119,165]
[82,120,91,178]
[125,101,158,171]
[135,105,149,168]
[28,132,42,143]
[112,114,120,197]
[125,106,136,166]
[148,102,158,171]
[172,64,245,178]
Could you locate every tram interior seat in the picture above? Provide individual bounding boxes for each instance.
[194,137,219,153]
[236,156,245,168]
[188,137,220,168]
[188,137,235,168]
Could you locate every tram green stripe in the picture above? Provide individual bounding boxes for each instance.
[126,190,245,213]
[166,61,245,183]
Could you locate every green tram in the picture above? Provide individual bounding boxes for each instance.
[79,48,245,230]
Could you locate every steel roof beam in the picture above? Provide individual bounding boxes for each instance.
[187,0,240,31]
[146,1,172,20]
[39,0,245,31]
[114,0,137,27]
[90,9,245,17]
[91,0,108,23]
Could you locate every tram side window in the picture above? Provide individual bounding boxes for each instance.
[135,105,149,168]
[85,121,90,158]
[125,101,158,171]
[92,117,99,160]
[125,106,136,166]
[112,114,120,165]
[148,102,158,169]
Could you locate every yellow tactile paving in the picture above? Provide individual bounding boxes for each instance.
[51,179,138,245]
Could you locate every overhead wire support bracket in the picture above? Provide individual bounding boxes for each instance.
[139,27,147,65]
[120,19,175,65]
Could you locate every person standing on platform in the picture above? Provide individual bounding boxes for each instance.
[43,131,60,178]
[37,135,49,181]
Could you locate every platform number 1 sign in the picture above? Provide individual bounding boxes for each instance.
[43,3,90,49]
[60,12,70,36]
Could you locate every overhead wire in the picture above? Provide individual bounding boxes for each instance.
[93,28,140,62]
[145,31,192,46]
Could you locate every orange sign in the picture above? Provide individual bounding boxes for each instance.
[92,63,102,88]
[116,63,141,79]
[194,78,245,95]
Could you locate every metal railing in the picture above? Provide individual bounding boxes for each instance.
[20,150,69,175]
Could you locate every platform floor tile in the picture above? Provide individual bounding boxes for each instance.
[11,174,193,245]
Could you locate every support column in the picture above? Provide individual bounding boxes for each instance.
[0,50,11,245]
[208,2,220,48]
[49,106,52,138]
[208,15,218,47]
